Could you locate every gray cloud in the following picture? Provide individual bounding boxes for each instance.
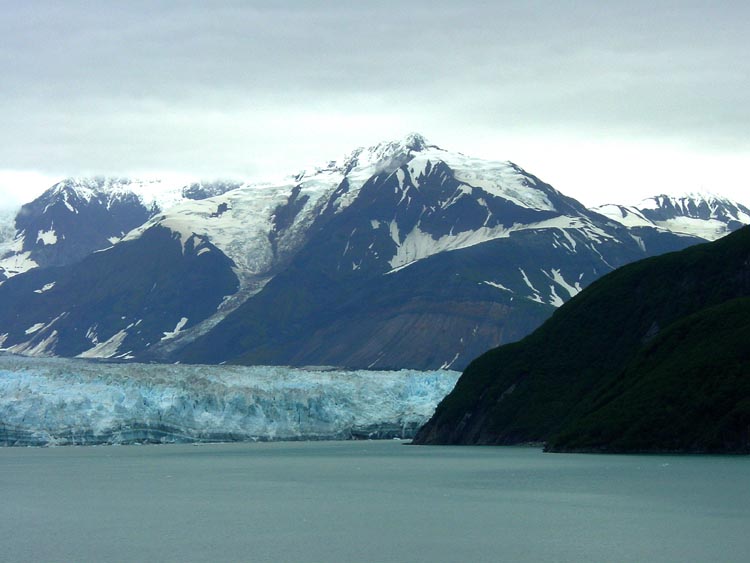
[0,1,748,197]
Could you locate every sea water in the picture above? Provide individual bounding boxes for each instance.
[1,441,748,562]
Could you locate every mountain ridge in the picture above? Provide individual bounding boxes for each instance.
[0,134,747,369]
[595,192,750,241]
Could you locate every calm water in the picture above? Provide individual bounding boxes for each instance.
[1,441,748,562]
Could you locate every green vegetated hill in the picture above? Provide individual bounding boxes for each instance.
[413,226,750,453]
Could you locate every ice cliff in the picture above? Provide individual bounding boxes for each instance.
[0,355,459,446]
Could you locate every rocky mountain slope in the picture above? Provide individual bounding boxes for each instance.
[175,145,700,369]
[413,226,750,453]
[0,134,745,369]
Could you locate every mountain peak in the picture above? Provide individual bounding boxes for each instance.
[401,132,430,151]
[340,132,435,175]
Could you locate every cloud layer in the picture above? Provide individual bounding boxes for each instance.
[1,1,748,205]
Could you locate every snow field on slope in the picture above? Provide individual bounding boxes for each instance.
[594,204,654,228]
[0,356,459,446]
[416,149,555,211]
[651,217,732,241]
[387,216,609,272]
[122,173,342,276]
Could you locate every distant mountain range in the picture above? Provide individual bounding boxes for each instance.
[413,226,750,453]
[595,193,750,241]
[0,177,240,277]
[0,134,748,369]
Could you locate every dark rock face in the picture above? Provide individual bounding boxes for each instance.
[0,226,239,359]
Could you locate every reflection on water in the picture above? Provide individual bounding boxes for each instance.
[1,441,748,562]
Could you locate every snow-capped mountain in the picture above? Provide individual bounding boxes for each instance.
[0,134,727,369]
[0,177,239,279]
[595,193,750,241]
[176,137,703,369]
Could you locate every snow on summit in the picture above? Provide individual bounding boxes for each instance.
[47,176,192,213]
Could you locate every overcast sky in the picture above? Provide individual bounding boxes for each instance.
[1,0,748,209]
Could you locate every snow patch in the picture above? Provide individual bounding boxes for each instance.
[395,168,406,186]
[483,281,513,292]
[0,244,38,277]
[161,317,189,341]
[85,326,99,344]
[630,234,646,252]
[548,285,564,307]
[387,216,606,272]
[36,229,58,245]
[557,228,578,252]
[408,157,432,180]
[543,269,582,298]
[519,268,544,304]
[76,329,129,359]
[651,217,730,241]
[7,331,59,356]
[33,282,56,294]
[440,352,460,370]
[24,323,46,335]
[3,313,67,357]
[389,220,401,246]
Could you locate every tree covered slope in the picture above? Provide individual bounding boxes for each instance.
[413,226,750,453]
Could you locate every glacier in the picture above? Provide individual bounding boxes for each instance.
[0,355,459,446]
